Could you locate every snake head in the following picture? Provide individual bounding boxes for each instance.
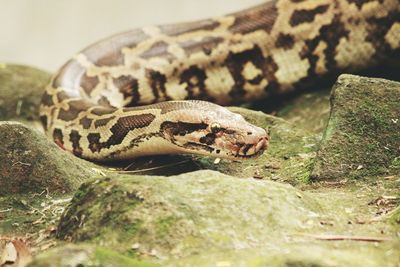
[160,101,269,160]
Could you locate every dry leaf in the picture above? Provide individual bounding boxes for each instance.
[0,238,31,267]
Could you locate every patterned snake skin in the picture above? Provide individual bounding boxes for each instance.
[40,0,400,161]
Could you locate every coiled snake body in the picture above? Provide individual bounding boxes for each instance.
[40,0,400,161]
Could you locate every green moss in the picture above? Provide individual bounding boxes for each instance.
[155,216,178,238]
[94,247,157,267]
[57,178,145,243]
[390,157,400,170]
[389,206,400,225]
[124,219,144,236]
[390,206,400,225]
[27,244,158,267]
[0,64,51,120]
[71,184,91,202]
[311,75,400,180]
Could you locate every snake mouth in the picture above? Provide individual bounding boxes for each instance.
[182,136,268,160]
[230,137,268,159]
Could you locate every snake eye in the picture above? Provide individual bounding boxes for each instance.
[210,122,221,133]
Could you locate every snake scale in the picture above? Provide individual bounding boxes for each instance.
[40,0,400,161]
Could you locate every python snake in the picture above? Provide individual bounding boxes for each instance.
[39,0,400,161]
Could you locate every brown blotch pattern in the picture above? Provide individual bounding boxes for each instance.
[70,130,83,157]
[225,45,272,99]
[40,115,48,130]
[79,117,93,130]
[229,2,278,34]
[317,14,350,70]
[97,96,112,107]
[113,75,141,106]
[366,10,400,60]
[57,100,94,122]
[347,0,381,9]
[289,4,330,27]
[56,91,70,102]
[180,65,211,100]
[140,41,175,60]
[53,128,64,146]
[94,116,116,128]
[87,114,155,152]
[41,92,54,106]
[179,36,225,56]
[80,74,99,96]
[147,70,170,102]
[91,107,117,116]
[160,121,208,138]
[275,33,295,50]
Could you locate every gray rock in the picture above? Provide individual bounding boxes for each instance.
[0,121,99,194]
[27,244,156,267]
[0,64,51,121]
[56,170,322,260]
[311,74,400,180]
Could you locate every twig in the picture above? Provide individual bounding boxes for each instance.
[0,208,13,213]
[11,161,31,167]
[301,234,392,242]
[118,159,191,173]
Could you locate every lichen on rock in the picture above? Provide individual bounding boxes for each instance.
[56,170,323,260]
[27,244,156,267]
[311,74,400,180]
[0,121,99,194]
[0,64,51,121]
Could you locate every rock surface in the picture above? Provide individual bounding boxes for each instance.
[0,64,51,121]
[0,121,99,194]
[27,244,156,267]
[57,170,322,259]
[53,170,400,266]
[311,74,400,180]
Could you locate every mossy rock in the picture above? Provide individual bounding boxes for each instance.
[27,244,156,267]
[390,206,400,225]
[56,170,322,260]
[165,243,400,267]
[311,74,400,180]
[0,64,51,121]
[0,121,99,194]
[276,88,331,134]
[29,241,399,267]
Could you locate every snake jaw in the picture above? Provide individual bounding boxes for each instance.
[220,131,269,159]
[165,122,269,160]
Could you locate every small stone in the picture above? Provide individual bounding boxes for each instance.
[131,243,140,250]
[3,242,17,264]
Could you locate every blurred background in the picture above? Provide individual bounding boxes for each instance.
[1,0,264,72]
